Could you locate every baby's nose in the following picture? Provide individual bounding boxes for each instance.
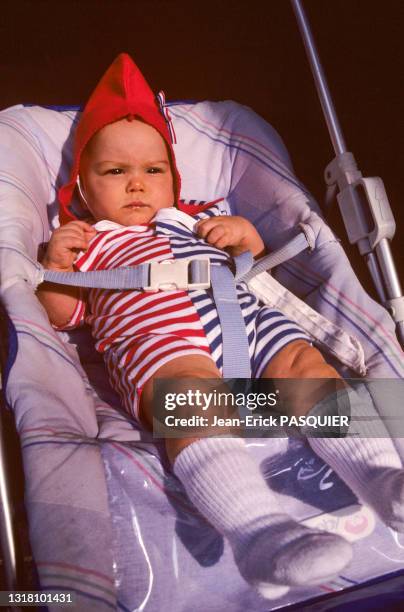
[127,174,144,191]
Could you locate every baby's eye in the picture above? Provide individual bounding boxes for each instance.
[106,168,124,175]
[147,167,163,174]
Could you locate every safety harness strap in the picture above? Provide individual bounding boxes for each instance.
[239,226,314,283]
[42,258,211,292]
[43,265,150,290]
[40,229,311,290]
[39,230,312,378]
[233,250,254,280]
[211,263,252,377]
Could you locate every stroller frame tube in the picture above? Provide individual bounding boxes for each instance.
[0,405,18,591]
[290,0,346,156]
[291,0,404,348]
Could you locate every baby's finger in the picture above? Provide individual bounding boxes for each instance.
[55,227,91,244]
[70,237,92,251]
[51,238,88,253]
[204,225,227,245]
[68,220,96,234]
[213,236,230,250]
[58,227,95,245]
[195,217,223,238]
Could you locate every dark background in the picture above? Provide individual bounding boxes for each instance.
[1,0,403,296]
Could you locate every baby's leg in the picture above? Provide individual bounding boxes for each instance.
[264,340,404,532]
[140,355,352,598]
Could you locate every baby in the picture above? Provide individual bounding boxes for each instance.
[37,54,404,599]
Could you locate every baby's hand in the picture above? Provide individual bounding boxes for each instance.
[41,221,96,272]
[195,216,265,257]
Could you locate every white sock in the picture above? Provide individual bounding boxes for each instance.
[307,385,404,532]
[173,437,352,599]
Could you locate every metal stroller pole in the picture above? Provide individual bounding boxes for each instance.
[291,0,404,349]
[0,403,18,591]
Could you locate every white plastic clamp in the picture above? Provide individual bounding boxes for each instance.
[144,257,211,292]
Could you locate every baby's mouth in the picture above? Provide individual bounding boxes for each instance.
[124,202,149,209]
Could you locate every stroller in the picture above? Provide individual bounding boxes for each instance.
[1,70,404,612]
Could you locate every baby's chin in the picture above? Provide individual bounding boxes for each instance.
[125,212,153,224]
[120,204,175,225]
[91,203,175,226]
[112,207,156,226]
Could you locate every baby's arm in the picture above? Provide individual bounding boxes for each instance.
[195,215,265,258]
[36,221,96,327]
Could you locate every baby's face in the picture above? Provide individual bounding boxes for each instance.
[79,118,174,225]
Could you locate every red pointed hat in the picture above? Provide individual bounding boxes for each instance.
[58,53,181,224]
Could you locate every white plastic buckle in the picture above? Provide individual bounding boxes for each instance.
[145,258,211,291]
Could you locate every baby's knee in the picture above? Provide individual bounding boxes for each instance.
[262,340,310,378]
[288,342,339,379]
[139,355,221,428]
[265,340,338,379]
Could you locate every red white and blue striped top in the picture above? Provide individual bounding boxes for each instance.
[67,201,309,417]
